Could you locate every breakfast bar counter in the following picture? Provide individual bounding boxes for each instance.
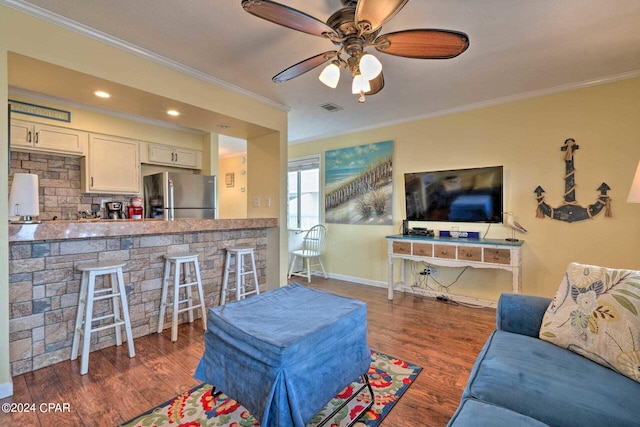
[9,217,278,242]
[8,218,278,376]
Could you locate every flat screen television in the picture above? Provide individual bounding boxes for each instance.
[404,165,503,223]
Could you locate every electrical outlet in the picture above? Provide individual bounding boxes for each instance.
[420,266,438,276]
[253,197,260,207]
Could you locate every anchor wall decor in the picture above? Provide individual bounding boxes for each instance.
[535,138,612,223]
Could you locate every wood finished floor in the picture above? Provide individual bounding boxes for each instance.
[0,277,496,427]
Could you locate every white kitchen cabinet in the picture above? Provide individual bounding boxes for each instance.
[147,142,199,169]
[82,134,140,194]
[10,119,86,155]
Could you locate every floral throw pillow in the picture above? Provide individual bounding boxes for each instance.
[539,262,640,383]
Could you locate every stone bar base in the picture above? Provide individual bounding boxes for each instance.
[8,227,268,376]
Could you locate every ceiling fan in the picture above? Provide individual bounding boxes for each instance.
[241,0,469,102]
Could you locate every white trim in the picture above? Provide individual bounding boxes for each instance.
[327,273,497,308]
[0,0,290,113]
[327,272,387,288]
[0,381,13,399]
[290,68,640,144]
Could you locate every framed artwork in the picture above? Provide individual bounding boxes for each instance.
[225,173,235,187]
[325,140,393,225]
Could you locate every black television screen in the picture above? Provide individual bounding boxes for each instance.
[404,166,503,223]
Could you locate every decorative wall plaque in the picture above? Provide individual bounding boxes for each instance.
[9,99,71,122]
[535,138,611,222]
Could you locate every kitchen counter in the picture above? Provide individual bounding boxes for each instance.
[9,217,278,242]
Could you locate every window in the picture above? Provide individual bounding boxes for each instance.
[288,155,320,230]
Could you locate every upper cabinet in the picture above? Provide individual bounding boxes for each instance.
[146,142,200,169]
[81,134,140,194]
[10,119,86,155]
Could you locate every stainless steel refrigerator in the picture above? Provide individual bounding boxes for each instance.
[143,172,216,219]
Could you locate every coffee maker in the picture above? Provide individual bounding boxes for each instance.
[106,202,125,220]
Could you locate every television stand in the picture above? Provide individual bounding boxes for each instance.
[385,234,523,301]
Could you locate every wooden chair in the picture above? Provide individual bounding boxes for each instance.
[288,224,328,283]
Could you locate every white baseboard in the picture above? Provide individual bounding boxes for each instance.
[327,273,497,309]
[0,381,13,399]
[326,272,387,288]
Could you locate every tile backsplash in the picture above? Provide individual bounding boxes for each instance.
[9,151,136,220]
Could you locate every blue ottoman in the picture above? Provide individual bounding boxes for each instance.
[195,283,370,427]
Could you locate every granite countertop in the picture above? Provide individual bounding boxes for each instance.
[9,218,279,242]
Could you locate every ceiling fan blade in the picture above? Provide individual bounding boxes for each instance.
[365,72,384,95]
[355,0,409,33]
[374,29,469,59]
[242,0,337,38]
[273,51,337,83]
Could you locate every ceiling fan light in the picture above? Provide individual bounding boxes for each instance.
[359,54,382,80]
[319,62,340,88]
[352,74,371,95]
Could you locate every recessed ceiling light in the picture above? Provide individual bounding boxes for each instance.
[94,90,111,98]
[167,110,180,116]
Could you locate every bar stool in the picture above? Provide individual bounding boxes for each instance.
[71,260,135,375]
[221,246,260,304]
[157,252,207,342]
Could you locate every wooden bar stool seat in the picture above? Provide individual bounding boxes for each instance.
[71,260,135,375]
[157,252,207,342]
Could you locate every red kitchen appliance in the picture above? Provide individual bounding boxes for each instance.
[128,206,143,219]
[128,197,143,219]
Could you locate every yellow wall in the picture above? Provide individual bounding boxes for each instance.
[289,77,640,300]
[218,154,248,218]
[0,4,287,395]
[247,131,287,291]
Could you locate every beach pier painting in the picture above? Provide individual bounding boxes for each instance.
[325,141,393,225]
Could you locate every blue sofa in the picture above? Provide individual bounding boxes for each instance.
[447,293,640,427]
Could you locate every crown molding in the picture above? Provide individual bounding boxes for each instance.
[290,68,640,144]
[1,0,290,113]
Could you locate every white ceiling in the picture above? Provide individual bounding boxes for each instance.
[7,0,640,151]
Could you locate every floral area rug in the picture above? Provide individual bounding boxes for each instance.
[120,351,421,427]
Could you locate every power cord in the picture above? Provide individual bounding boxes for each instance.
[482,223,492,238]
[430,266,469,293]
[436,294,459,306]
[410,261,435,292]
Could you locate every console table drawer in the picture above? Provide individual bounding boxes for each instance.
[413,243,433,257]
[392,242,411,255]
[386,235,523,300]
[434,244,456,259]
[459,246,482,261]
[484,248,511,264]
